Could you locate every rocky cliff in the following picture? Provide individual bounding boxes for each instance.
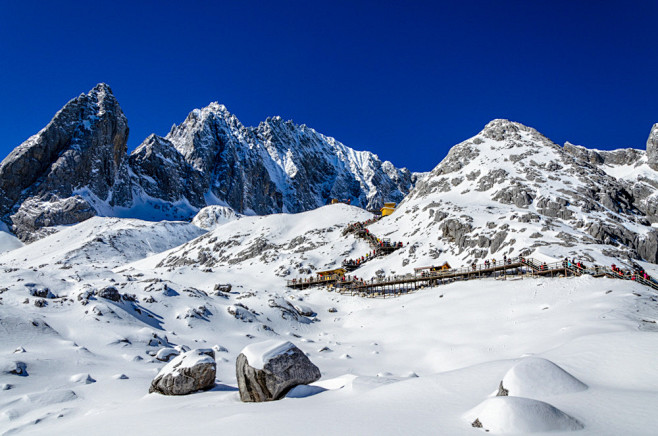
[0,84,416,241]
[0,84,132,241]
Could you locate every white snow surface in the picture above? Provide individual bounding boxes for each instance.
[241,340,295,370]
[0,197,657,435]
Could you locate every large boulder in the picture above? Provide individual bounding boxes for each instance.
[149,348,216,395]
[236,340,321,402]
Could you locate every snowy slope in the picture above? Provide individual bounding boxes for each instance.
[351,119,658,283]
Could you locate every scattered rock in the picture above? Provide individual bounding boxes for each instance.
[28,286,55,299]
[3,361,28,376]
[98,286,121,302]
[156,347,180,362]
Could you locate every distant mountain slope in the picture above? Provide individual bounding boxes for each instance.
[0,85,417,241]
[356,119,658,276]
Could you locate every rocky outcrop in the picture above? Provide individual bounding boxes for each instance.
[0,83,132,240]
[236,340,321,402]
[646,124,658,171]
[163,105,416,214]
[98,286,121,302]
[129,134,205,208]
[149,348,216,395]
[10,195,96,242]
[388,118,658,264]
[1,85,417,241]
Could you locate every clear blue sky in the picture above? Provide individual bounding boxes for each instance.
[0,0,656,172]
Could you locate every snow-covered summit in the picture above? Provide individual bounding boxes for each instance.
[352,119,658,278]
[0,86,418,241]
[157,101,417,215]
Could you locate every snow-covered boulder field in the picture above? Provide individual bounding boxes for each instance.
[0,201,657,434]
[236,340,321,402]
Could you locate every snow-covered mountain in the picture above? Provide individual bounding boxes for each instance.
[346,119,658,284]
[3,88,658,434]
[0,84,416,241]
[145,102,416,215]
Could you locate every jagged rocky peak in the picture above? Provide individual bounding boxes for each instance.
[0,86,418,241]
[159,102,414,213]
[646,123,658,171]
[0,83,132,240]
[166,102,250,174]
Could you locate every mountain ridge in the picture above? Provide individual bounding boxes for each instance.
[0,84,417,241]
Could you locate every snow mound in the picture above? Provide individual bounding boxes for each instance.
[500,357,587,398]
[241,340,295,370]
[69,373,96,384]
[191,205,240,230]
[466,396,584,434]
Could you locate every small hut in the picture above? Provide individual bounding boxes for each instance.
[380,202,397,217]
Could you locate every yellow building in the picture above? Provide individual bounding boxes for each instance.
[316,268,346,277]
[380,202,396,216]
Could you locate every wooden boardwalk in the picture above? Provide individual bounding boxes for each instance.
[287,256,658,297]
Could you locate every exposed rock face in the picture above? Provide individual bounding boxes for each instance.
[377,118,658,264]
[163,104,417,214]
[236,341,321,402]
[98,286,121,302]
[129,134,205,208]
[646,124,658,171]
[1,85,417,241]
[10,195,96,242]
[149,348,216,395]
[0,83,131,239]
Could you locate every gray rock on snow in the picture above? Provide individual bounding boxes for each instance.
[149,349,216,395]
[3,361,28,376]
[98,286,121,302]
[236,341,321,402]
